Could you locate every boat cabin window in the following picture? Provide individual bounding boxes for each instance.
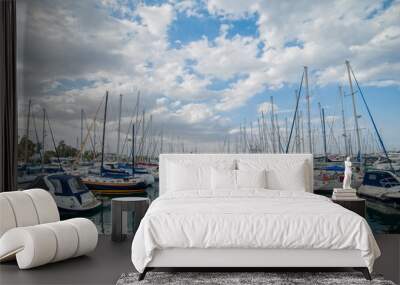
[48,178,63,194]
[380,174,400,188]
[68,178,87,194]
[365,172,400,188]
[30,177,48,190]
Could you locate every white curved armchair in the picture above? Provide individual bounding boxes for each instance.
[0,189,98,269]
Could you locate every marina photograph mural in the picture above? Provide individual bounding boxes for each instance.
[16,0,400,234]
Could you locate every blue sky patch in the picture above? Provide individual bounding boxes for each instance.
[168,12,220,48]
[224,15,259,39]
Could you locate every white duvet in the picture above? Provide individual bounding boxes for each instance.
[131,190,380,273]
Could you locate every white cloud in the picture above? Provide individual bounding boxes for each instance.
[136,4,174,37]
[17,0,400,150]
[175,103,214,124]
[215,70,266,111]
[184,33,263,81]
[206,0,253,19]
[257,102,279,114]
[173,0,203,17]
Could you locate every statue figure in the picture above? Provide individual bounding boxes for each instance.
[342,156,352,189]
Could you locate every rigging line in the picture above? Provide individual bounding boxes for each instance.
[122,111,142,157]
[349,65,393,171]
[285,70,305,153]
[82,110,96,154]
[121,93,141,156]
[73,94,106,166]
[32,116,43,163]
[44,110,62,169]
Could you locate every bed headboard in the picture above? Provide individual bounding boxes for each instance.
[159,153,313,195]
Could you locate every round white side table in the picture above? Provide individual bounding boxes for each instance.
[111,197,150,242]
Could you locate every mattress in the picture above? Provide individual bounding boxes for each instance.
[131,190,380,273]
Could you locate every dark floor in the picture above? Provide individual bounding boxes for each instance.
[1,234,399,285]
[0,235,134,285]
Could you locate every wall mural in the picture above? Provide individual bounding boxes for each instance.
[16,0,400,234]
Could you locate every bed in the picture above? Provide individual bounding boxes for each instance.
[131,154,380,280]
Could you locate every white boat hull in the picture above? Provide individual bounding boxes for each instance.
[358,185,400,208]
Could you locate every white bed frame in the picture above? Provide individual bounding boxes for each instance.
[140,154,370,280]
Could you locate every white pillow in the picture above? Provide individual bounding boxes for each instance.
[211,168,237,190]
[236,169,267,189]
[238,159,307,192]
[167,162,211,191]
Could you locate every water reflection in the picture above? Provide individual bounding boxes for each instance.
[62,184,399,235]
[366,200,400,233]
[68,183,159,235]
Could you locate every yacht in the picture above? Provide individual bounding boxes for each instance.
[28,174,102,213]
[372,155,400,171]
[358,170,400,208]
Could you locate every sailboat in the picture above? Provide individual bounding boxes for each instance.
[81,175,146,195]
[81,91,147,195]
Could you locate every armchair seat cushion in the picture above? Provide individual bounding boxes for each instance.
[0,189,98,269]
[0,218,98,269]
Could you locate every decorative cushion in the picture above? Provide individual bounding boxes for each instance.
[167,162,211,191]
[211,168,237,191]
[236,169,267,189]
[238,158,307,192]
[164,157,237,193]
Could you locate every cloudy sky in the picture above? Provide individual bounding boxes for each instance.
[17,0,400,154]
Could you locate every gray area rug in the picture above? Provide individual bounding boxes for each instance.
[116,271,396,285]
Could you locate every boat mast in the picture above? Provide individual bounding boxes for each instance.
[134,91,140,160]
[318,102,328,161]
[93,116,96,161]
[304,66,312,153]
[270,96,276,153]
[345,60,361,160]
[261,112,268,152]
[24,99,31,164]
[285,117,288,148]
[132,124,135,177]
[80,109,84,161]
[275,114,283,153]
[100,91,109,174]
[45,109,62,169]
[348,62,393,171]
[257,118,262,152]
[160,129,164,155]
[300,111,305,153]
[294,90,300,153]
[139,109,145,160]
[117,94,122,163]
[339,85,348,157]
[41,108,46,171]
[145,115,153,161]
[32,117,42,163]
[285,69,304,154]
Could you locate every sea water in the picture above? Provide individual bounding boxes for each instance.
[63,183,400,235]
